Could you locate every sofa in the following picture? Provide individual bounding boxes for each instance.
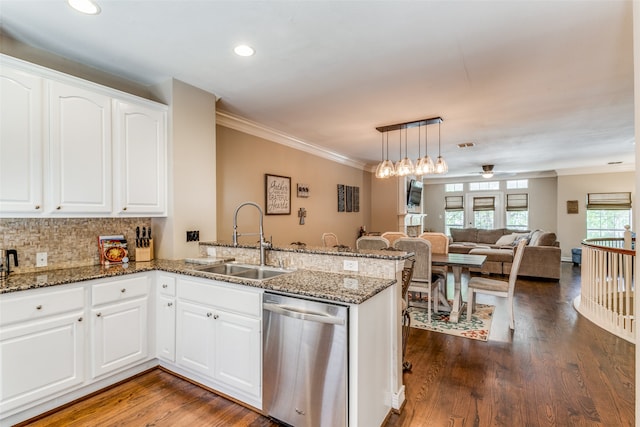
[448,228,561,280]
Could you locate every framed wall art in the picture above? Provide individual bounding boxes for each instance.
[265,174,291,215]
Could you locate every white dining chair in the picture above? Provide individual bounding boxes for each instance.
[356,236,390,250]
[466,239,527,329]
[393,237,444,319]
[322,232,339,247]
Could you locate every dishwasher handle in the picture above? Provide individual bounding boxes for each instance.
[264,302,345,325]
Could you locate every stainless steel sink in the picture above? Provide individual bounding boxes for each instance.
[190,263,293,281]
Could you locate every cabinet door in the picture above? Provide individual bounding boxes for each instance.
[214,310,261,398]
[175,300,215,378]
[0,312,85,413]
[0,66,43,214]
[156,294,176,362]
[113,100,167,215]
[91,297,148,378]
[48,80,112,214]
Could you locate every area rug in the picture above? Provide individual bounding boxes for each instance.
[407,303,495,341]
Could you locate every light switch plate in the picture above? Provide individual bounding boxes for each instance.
[343,260,358,272]
[36,252,47,267]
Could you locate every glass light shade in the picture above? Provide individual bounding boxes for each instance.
[414,157,427,176]
[434,156,448,174]
[424,155,435,174]
[378,160,396,178]
[482,171,494,179]
[375,161,385,178]
[396,157,414,177]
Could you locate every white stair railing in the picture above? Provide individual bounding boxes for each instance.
[574,238,635,343]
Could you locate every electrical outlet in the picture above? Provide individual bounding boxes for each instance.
[343,260,358,272]
[36,252,47,267]
[186,230,200,242]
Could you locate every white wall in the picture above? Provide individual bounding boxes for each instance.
[153,79,217,260]
[557,172,635,259]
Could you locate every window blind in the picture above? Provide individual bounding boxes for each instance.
[445,196,464,211]
[586,192,632,210]
[473,196,495,211]
[506,193,528,211]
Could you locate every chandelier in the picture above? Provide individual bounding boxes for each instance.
[375,116,446,179]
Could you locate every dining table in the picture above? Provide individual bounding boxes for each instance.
[431,253,487,323]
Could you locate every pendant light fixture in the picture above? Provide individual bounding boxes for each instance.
[396,126,414,177]
[416,122,435,175]
[376,131,396,178]
[375,116,443,178]
[434,120,448,174]
[414,124,426,176]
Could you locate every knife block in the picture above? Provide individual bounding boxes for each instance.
[135,239,154,262]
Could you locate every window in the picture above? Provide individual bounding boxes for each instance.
[444,196,464,235]
[473,196,495,229]
[506,193,529,230]
[506,179,528,189]
[469,181,499,191]
[586,192,632,238]
[445,183,463,192]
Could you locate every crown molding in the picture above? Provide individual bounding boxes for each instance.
[216,110,367,170]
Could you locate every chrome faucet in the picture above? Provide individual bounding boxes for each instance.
[233,202,271,266]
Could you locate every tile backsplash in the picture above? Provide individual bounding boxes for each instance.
[0,218,151,274]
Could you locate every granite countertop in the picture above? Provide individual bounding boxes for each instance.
[201,241,408,260]
[0,259,397,305]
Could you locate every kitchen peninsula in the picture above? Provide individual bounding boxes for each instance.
[0,243,409,427]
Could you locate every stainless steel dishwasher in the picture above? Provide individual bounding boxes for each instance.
[263,292,348,427]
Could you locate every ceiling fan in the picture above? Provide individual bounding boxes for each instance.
[477,164,518,179]
[481,164,495,179]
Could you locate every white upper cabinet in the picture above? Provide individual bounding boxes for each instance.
[48,81,112,214]
[0,55,167,217]
[0,66,43,213]
[113,100,167,215]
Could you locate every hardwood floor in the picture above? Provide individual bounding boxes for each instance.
[21,263,634,427]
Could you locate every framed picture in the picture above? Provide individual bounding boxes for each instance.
[265,174,291,215]
[567,200,579,214]
[337,184,345,212]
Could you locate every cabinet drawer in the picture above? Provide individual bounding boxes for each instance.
[92,275,149,306]
[157,274,176,296]
[0,286,85,326]
[177,278,261,318]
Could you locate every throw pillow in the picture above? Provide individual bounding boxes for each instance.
[495,234,518,246]
[511,233,531,246]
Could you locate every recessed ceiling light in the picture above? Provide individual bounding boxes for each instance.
[68,0,101,14]
[234,45,255,57]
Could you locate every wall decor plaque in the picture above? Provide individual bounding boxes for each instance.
[337,184,345,212]
[567,200,579,214]
[265,174,291,215]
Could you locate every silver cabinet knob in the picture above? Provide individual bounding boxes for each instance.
[167,302,173,307]
[35,205,40,210]
[162,284,168,288]
[36,305,42,310]
[96,312,102,317]
[78,317,83,322]
[206,312,213,318]
[121,288,126,293]
[56,206,61,210]
[213,314,219,320]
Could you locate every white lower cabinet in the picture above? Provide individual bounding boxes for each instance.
[0,272,263,426]
[175,277,262,405]
[90,275,150,378]
[0,285,85,415]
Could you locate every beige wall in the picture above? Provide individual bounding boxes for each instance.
[370,176,402,233]
[216,126,369,248]
[152,80,217,260]
[557,172,635,259]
